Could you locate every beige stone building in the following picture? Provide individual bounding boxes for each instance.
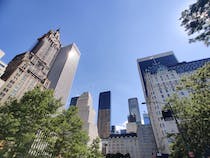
[73,92,99,144]
[107,133,140,158]
[0,30,80,107]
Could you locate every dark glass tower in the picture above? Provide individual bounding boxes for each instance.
[97,91,111,139]
[69,96,79,106]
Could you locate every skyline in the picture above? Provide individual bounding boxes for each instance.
[0,0,209,127]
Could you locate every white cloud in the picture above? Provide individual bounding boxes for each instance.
[115,121,127,132]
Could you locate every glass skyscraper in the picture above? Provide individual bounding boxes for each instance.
[128,98,141,122]
[97,91,111,139]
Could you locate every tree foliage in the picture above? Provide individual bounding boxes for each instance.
[168,62,210,157]
[0,87,101,158]
[180,0,210,46]
[0,87,62,157]
[46,106,89,158]
[87,137,103,158]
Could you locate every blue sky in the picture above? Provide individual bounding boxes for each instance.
[0,0,209,128]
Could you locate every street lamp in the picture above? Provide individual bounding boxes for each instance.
[142,101,194,158]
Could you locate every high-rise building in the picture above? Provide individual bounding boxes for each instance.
[0,30,80,107]
[0,50,7,88]
[70,96,79,106]
[97,91,111,139]
[137,51,210,154]
[48,43,80,106]
[73,92,98,144]
[111,125,116,134]
[128,98,141,122]
[143,113,150,125]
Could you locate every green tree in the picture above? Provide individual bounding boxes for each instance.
[180,0,210,46]
[167,63,210,157]
[0,87,62,157]
[46,106,89,158]
[88,137,103,158]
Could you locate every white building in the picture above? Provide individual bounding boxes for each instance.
[107,133,140,158]
[48,43,80,107]
[126,122,137,133]
[137,52,210,154]
[74,92,99,144]
[0,50,7,88]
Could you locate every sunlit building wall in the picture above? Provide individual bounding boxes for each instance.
[73,92,99,144]
[137,51,210,154]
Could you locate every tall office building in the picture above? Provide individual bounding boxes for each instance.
[70,96,79,106]
[72,92,98,144]
[48,43,80,106]
[137,51,210,154]
[128,98,141,122]
[0,50,7,88]
[97,91,111,139]
[0,30,80,106]
[143,113,150,125]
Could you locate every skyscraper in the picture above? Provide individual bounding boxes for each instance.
[0,50,7,88]
[0,30,80,106]
[143,113,150,125]
[128,98,141,122]
[137,51,210,154]
[69,96,79,106]
[97,91,111,139]
[73,92,98,144]
[48,43,80,106]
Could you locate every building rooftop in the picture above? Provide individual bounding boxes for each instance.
[109,133,137,138]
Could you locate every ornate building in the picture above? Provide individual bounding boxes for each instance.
[0,30,80,106]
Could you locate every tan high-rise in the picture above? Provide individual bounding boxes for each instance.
[74,92,99,144]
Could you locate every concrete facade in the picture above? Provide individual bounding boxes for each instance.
[137,52,210,154]
[48,43,80,106]
[0,50,7,88]
[0,30,80,107]
[107,133,140,158]
[74,92,99,144]
[126,122,137,133]
[137,124,157,158]
[0,50,7,77]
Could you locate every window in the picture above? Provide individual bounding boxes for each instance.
[180,92,185,96]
